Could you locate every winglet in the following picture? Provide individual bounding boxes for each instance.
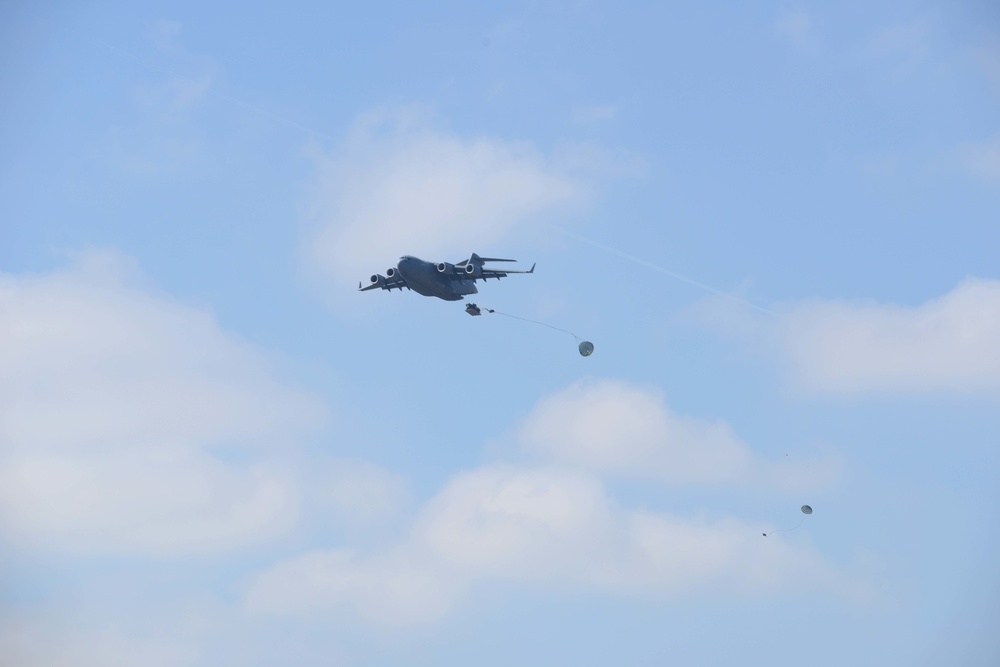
[528,263,535,273]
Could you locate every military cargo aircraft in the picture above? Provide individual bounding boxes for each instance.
[359,253,535,301]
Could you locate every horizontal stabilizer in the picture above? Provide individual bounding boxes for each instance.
[486,261,534,275]
[470,252,515,264]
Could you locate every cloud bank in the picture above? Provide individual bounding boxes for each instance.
[777,278,1000,394]
[957,134,1000,185]
[698,277,1000,396]
[0,251,398,556]
[518,379,838,489]
[0,253,860,633]
[246,464,853,625]
[246,379,852,626]
[301,108,588,290]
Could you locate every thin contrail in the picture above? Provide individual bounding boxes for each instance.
[557,228,772,315]
[210,89,337,142]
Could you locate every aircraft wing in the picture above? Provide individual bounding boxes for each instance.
[359,273,408,292]
[454,253,535,282]
[477,262,536,281]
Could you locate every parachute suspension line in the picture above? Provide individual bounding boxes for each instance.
[485,308,582,341]
[762,505,812,537]
[765,517,804,537]
[476,305,595,356]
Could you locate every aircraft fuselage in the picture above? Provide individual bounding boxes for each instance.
[396,256,478,301]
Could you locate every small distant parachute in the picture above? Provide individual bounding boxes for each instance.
[801,505,813,515]
[578,341,595,357]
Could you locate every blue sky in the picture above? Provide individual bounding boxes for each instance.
[2,1,999,665]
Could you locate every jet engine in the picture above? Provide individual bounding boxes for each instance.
[464,263,476,275]
[368,274,384,286]
[386,267,400,279]
[436,262,454,273]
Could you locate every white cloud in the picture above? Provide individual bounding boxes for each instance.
[0,585,359,667]
[867,16,930,60]
[0,450,296,555]
[147,19,186,56]
[245,464,856,625]
[135,72,214,120]
[140,19,216,118]
[957,134,1000,185]
[775,10,813,48]
[413,466,613,577]
[776,278,1000,394]
[571,104,617,125]
[244,547,464,625]
[517,379,837,489]
[519,380,752,484]
[0,614,198,667]
[304,458,408,522]
[301,108,588,291]
[0,251,402,555]
[970,40,1000,94]
[697,278,1000,396]
[100,20,217,176]
[0,253,320,455]
[863,16,932,78]
[246,379,854,625]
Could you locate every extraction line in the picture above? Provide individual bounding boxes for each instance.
[484,308,583,341]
